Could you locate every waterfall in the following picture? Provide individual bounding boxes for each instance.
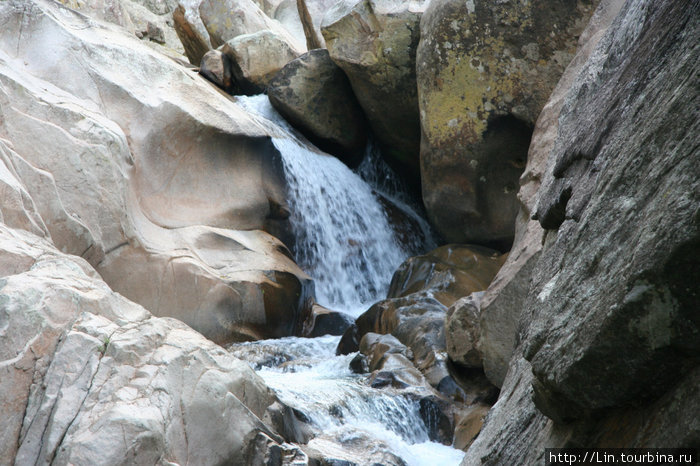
[232,96,463,465]
[237,95,434,315]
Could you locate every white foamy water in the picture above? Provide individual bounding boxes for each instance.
[231,95,463,465]
[229,336,465,466]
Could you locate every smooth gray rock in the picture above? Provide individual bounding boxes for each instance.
[0,0,312,345]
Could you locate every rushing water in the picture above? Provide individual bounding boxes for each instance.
[232,95,463,465]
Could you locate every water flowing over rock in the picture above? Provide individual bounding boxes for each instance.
[339,245,505,398]
[461,0,699,462]
[321,0,428,179]
[237,95,433,315]
[268,49,369,166]
[0,226,289,465]
[417,0,598,247]
[0,0,311,345]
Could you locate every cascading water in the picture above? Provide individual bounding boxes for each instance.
[237,95,434,314]
[231,95,463,465]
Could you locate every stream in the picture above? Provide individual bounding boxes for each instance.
[229,95,464,465]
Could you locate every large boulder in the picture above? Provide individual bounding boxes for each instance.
[526,0,699,422]
[461,0,699,463]
[0,225,286,465]
[59,0,186,55]
[321,0,428,178]
[222,29,301,94]
[198,0,303,50]
[417,0,598,247]
[268,49,368,165]
[0,0,312,345]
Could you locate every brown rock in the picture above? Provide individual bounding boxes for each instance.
[321,0,427,178]
[173,4,210,64]
[445,292,484,369]
[268,49,368,165]
[452,403,490,451]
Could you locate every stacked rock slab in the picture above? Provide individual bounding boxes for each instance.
[268,49,368,166]
[462,0,699,463]
[417,0,597,247]
[222,29,301,94]
[321,0,428,179]
[0,0,312,345]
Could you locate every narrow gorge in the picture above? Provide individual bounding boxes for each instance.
[1,0,697,465]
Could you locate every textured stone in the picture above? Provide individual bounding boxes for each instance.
[526,0,700,421]
[222,29,301,94]
[461,0,699,463]
[445,292,484,369]
[477,0,624,388]
[417,0,597,246]
[199,48,233,91]
[0,0,312,345]
[0,225,286,465]
[321,0,428,178]
[339,245,504,399]
[268,49,368,165]
[387,244,505,306]
[199,0,303,50]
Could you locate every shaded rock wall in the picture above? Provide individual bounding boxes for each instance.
[461,0,700,462]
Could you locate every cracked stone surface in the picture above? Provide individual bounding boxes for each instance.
[0,225,280,465]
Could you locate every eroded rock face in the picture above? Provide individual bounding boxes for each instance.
[0,225,284,465]
[461,0,699,462]
[0,0,312,345]
[527,0,700,422]
[321,0,428,178]
[445,292,484,369]
[268,49,368,165]
[417,0,597,246]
